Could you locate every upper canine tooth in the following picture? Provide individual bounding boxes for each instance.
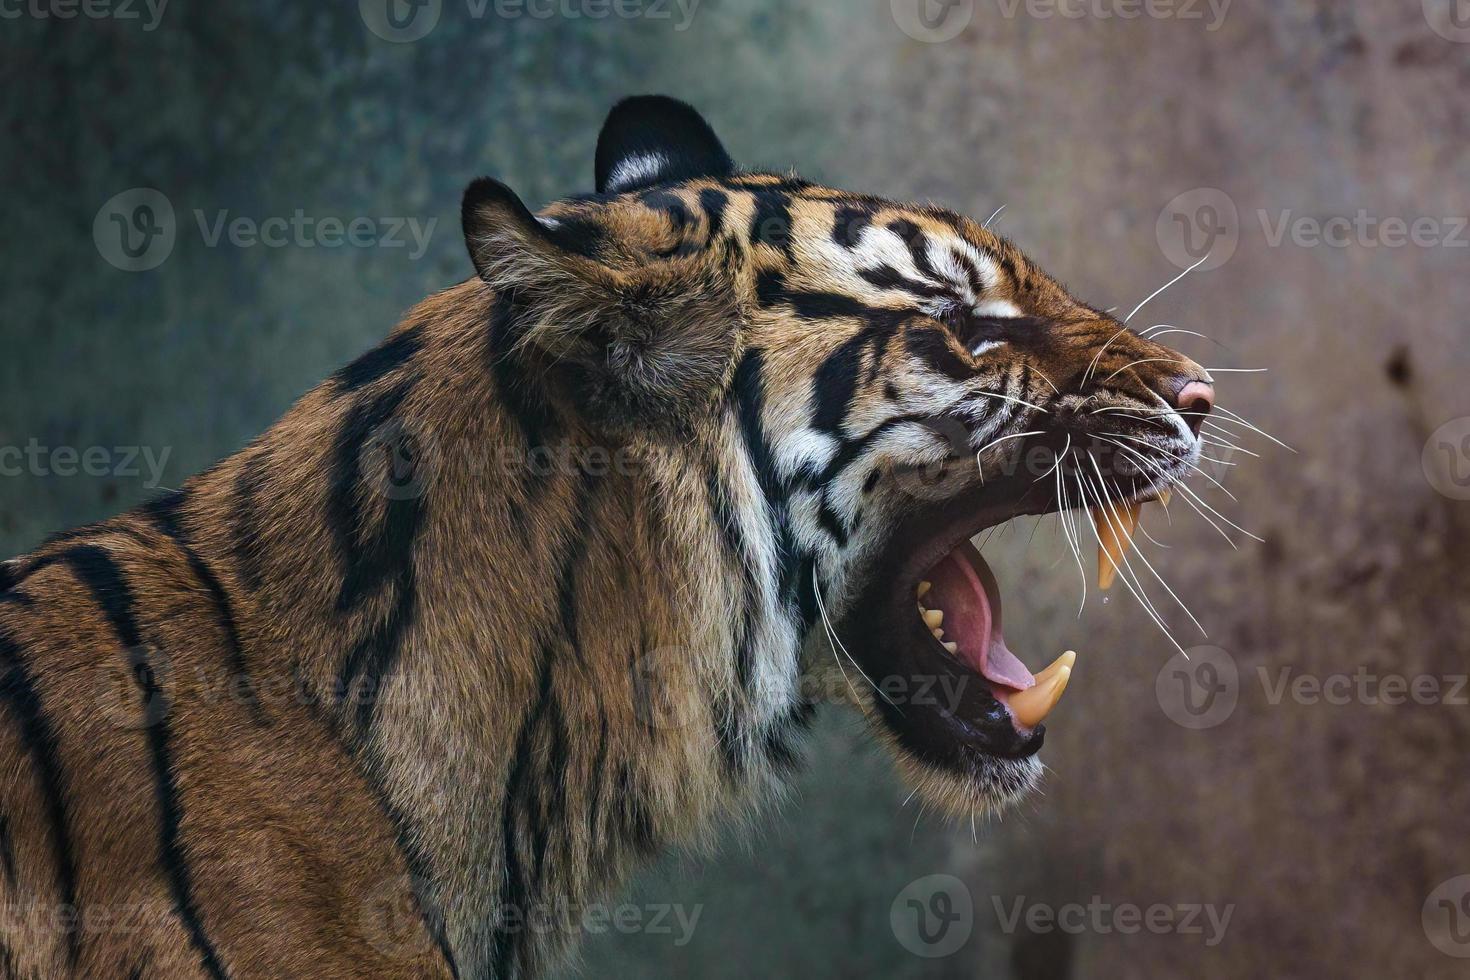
[1158,488,1173,506]
[917,581,932,599]
[1095,501,1142,591]
[922,608,944,629]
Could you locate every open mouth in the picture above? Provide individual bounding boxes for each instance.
[915,540,1075,734]
[839,461,1168,775]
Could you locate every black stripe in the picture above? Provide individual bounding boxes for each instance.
[327,377,424,613]
[723,175,811,194]
[749,189,794,259]
[698,188,728,240]
[543,215,608,259]
[584,707,610,845]
[815,492,849,548]
[485,290,560,488]
[762,698,816,773]
[0,632,78,964]
[0,562,17,594]
[832,204,873,248]
[337,565,418,734]
[616,761,657,856]
[326,378,428,731]
[230,453,271,594]
[704,463,754,778]
[904,325,973,381]
[859,264,951,300]
[887,218,942,282]
[142,491,266,725]
[491,648,556,978]
[330,325,424,393]
[951,246,988,298]
[0,815,15,889]
[729,352,811,627]
[62,547,229,980]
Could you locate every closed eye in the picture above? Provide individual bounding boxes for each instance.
[938,307,1051,355]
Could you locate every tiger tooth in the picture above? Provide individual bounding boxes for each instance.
[941,641,958,655]
[917,581,932,599]
[931,628,944,640]
[1033,650,1076,686]
[1007,662,1072,729]
[1095,501,1143,591]
[922,608,944,629]
[1158,488,1173,506]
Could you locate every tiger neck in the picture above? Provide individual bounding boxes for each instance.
[200,282,814,975]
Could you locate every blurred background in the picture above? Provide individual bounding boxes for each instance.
[3,1,1469,976]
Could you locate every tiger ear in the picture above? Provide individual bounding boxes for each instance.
[460,177,739,423]
[461,177,618,292]
[594,96,734,194]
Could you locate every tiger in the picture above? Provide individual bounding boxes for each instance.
[0,95,1216,978]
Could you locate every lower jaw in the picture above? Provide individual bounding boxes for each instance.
[837,474,1068,769]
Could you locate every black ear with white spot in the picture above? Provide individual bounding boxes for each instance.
[594,96,735,195]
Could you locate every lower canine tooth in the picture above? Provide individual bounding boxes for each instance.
[1007,660,1073,728]
[1034,650,1076,686]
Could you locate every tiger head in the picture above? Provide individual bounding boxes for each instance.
[463,97,1214,815]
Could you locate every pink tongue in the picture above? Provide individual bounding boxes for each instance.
[927,544,1036,691]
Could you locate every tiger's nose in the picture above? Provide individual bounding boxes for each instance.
[1174,379,1215,435]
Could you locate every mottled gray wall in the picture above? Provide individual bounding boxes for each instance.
[3,1,1469,977]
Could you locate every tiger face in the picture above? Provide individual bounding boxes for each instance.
[463,96,1214,815]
